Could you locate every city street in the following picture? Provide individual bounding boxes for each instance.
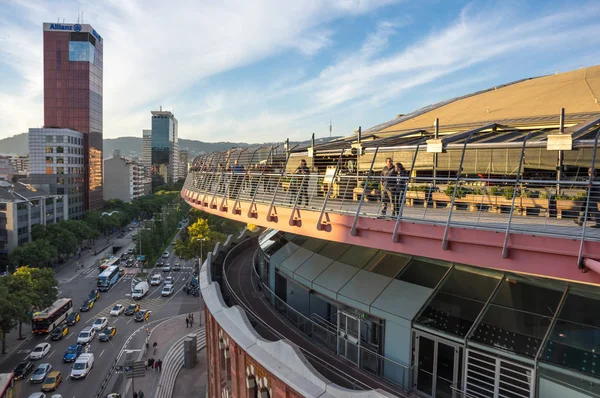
[0,225,200,398]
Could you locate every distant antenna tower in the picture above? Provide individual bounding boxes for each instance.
[329,119,332,138]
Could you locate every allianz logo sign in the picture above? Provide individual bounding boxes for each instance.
[49,23,82,32]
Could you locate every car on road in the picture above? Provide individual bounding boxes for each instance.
[70,353,94,380]
[162,251,170,258]
[128,248,134,254]
[13,361,34,380]
[161,284,174,297]
[30,363,52,383]
[162,264,171,272]
[50,325,69,340]
[110,304,125,316]
[27,393,47,398]
[42,371,62,392]
[124,303,140,315]
[149,274,162,286]
[135,309,150,322]
[165,276,174,285]
[119,267,125,276]
[29,343,51,360]
[77,326,96,344]
[99,326,117,342]
[66,312,80,326]
[63,344,83,363]
[88,289,100,302]
[157,259,165,266]
[174,263,182,271]
[92,317,108,331]
[80,299,94,312]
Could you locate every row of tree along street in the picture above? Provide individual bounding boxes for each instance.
[8,190,184,272]
[0,266,58,353]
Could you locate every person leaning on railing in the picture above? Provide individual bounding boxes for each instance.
[575,167,600,228]
[380,157,397,217]
[394,162,407,217]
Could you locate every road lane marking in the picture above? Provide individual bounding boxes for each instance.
[113,318,120,323]
[127,319,133,324]
[99,349,105,358]
[45,335,51,341]
[66,332,74,339]
[47,349,55,358]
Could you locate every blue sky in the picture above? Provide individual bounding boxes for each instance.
[1,0,600,143]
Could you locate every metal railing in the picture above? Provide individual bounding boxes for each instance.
[184,145,600,265]
[219,237,408,395]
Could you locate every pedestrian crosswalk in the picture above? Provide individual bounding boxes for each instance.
[85,298,166,323]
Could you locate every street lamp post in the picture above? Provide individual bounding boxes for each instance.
[195,238,207,276]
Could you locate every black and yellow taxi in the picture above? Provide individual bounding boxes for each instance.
[88,289,100,302]
[134,309,149,322]
[119,267,125,276]
[80,299,94,312]
[124,303,140,316]
[99,326,117,342]
[50,324,69,340]
[66,312,80,326]
[42,370,62,392]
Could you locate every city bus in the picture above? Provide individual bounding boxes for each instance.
[32,298,73,334]
[98,256,119,271]
[97,265,120,291]
[0,372,14,398]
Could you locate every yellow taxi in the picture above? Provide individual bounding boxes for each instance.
[125,303,140,316]
[42,371,62,391]
[134,309,150,322]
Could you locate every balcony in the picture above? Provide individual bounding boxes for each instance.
[182,121,600,285]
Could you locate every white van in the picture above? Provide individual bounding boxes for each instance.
[149,274,162,286]
[70,353,94,379]
[132,281,149,300]
[77,326,96,344]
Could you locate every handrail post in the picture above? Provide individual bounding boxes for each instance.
[217,150,235,209]
[502,131,533,258]
[266,145,296,221]
[441,129,484,250]
[577,129,600,269]
[247,146,275,217]
[208,151,226,207]
[350,146,380,236]
[317,147,347,230]
[233,147,262,213]
[393,139,426,243]
[201,152,220,206]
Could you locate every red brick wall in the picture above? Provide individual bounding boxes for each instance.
[205,310,306,398]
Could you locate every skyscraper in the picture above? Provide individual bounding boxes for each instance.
[43,22,103,210]
[151,109,179,187]
[142,129,152,177]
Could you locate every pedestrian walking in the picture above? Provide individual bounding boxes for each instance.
[133,392,138,398]
[157,359,162,372]
[138,391,145,398]
[190,313,194,322]
[189,316,194,327]
[146,327,150,336]
[144,358,148,371]
[185,317,189,328]
[148,357,154,369]
[153,341,158,354]
[154,361,159,372]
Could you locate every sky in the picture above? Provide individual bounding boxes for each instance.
[1,0,600,143]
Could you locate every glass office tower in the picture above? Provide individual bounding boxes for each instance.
[43,22,103,210]
[151,109,179,188]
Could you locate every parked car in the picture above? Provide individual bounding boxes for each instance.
[50,325,69,341]
[124,304,140,315]
[110,304,124,316]
[42,371,62,392]
[91,317,108,332]
[99,326,117,342]
[66,312,80,326]
[63,344,83,363]
[13,361,35,380]
[29,343,51,360]
[80,299,94,312]
[30,363,52,383]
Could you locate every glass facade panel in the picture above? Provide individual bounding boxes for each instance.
[542,289,600,376]
[416,267,500,337]
[68,41,95,63]
[317,241,349,260]
[337,245,378,268]
[397,258,449,289]
[471,278,564,358]
[364,252,410,278]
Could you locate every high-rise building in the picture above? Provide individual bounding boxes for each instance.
[183,65,600,398]
[28,128,85,219]
[179,150,189,179]
[151,109,179,187]
[142,129,152,177]
[103,156,146,202]
[43,22,103,210]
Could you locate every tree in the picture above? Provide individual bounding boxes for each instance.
[0,278,22,354]
[46,224,78,258]
[31,224,48,241]
[9,239,57,270]
[187,218,210,240]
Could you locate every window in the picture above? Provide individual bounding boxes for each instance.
[56,167,64,175]
[46,135,53,143]
[69,41,95,63]
[45,146,53,154]
[57,188,64,195]
[0,203,6,211]
[56,146,64,153]
[46,167,53,175]
[45,198,54,205]
[56,157,64,164]
[56,135,63,143]
[46,156,53,164]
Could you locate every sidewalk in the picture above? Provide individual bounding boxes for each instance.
[127,311,204,398]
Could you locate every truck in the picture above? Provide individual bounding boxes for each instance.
[132,281,149,300]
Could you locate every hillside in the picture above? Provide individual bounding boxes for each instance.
[0,133,341,159]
